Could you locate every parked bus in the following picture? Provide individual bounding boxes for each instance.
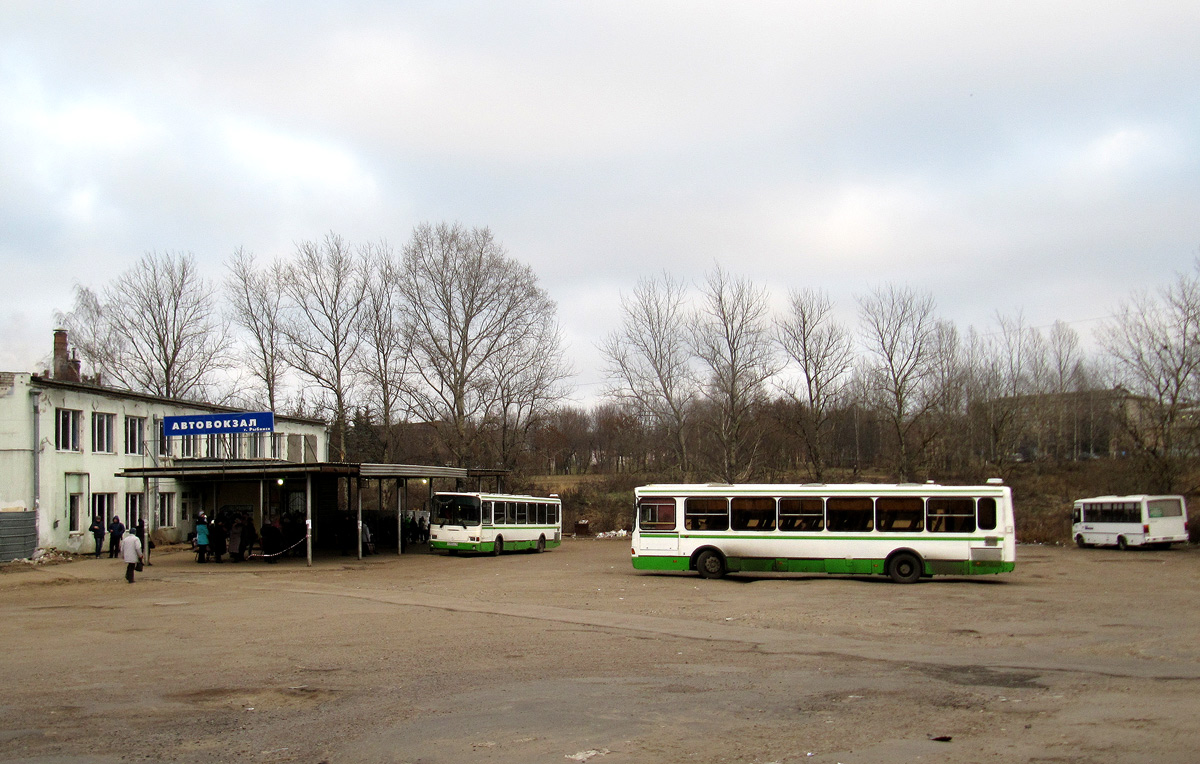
[631,481,1016,583]
[429,492,562,555]
[1071,495,1189,550]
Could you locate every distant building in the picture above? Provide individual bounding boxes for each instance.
[0,331,327,558]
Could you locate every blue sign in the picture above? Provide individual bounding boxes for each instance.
[163,412,275,436]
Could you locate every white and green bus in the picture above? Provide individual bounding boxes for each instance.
[429,492,562,555]
[631,481,1016,583]
[1071,495,1189,550]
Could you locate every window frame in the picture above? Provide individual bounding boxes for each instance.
[55,408,82,452]
[91,412,116,454]
[124,416,146,455]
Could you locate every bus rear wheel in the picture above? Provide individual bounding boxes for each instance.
[1117,535,1128,551]
[887,552,922,584]
[695,550,726,579]
[536,536,546,553]
[492,537,503,556]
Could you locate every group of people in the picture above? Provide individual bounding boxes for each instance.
[194,510,261,563]
[87,514,146,583]
[193,510,307,564]
[402,514,430,545]
[88,514,145,559]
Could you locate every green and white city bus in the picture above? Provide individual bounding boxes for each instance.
[631,481,1016,583]
[1072,495,1189,550]
[429,492,562,555]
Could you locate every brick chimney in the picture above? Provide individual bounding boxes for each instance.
[52,330,82,383]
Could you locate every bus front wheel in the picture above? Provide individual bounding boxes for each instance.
[695,550,726,580]
[1075,535,1090,549]
[887,552,923,584]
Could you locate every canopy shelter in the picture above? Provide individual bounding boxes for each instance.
[116,462,509,565]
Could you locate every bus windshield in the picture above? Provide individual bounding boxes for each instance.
[432,495,482,527]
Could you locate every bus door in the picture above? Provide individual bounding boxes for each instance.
[637,498,679,552]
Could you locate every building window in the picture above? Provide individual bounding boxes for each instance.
[157,492,176,528]
[271,433,285,459]
[227,433,243,459]
[125,416,145,455]
[178,434,197,459]
[157,420,169,457]
[92,493,117,522]
[69,493,83,532]
[125,492,144,528]
[92,412,116,453]
[56,409,82,452]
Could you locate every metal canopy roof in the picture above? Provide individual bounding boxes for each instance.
[116,461,504,482]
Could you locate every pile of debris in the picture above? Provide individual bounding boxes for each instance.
[5,548,76,566]
[594,529,629,539]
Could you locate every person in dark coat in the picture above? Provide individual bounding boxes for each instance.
[209,520,227,563]
[240,514,258,560]
[107,516,125,558]
[261,518,283,564]
[88,515,105,559]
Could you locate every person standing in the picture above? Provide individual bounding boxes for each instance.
[228,516,243,563]
[107,516,125,558]
[120,530,143,583]
[88,515,105,559]
[195,512,209,563]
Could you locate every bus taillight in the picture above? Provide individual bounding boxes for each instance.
[1143,524,1150,534]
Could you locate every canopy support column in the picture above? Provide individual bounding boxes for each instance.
[305,473,312,567]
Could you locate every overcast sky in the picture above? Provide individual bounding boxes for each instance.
[3,1,1198,404]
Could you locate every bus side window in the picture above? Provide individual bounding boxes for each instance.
[876,497,923,532]
[779,498,823,531]
[826,497,873,532]
[730,497,775,531]
[977,497,997,531]
[484,501,493,524]
[1071,506,1081,524]
[638,499,676,530]
[927,498,975,533]
[685,498,729,531]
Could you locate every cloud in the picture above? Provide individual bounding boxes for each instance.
[1,1,1199,399]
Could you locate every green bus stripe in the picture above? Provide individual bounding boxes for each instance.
[632,555,1015,576]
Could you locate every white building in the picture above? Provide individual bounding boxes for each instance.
[0,332,328,558]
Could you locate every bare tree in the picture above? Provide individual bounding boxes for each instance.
[775,287,854,481]
[857,284,941,481]
[1046,320,1084,460]
[279,232,368,461]
[485,316,573,470]
[354,242,412,463]
[599,272,698,474]
[58,251,231,400]
[690,266,779,482]
[1099,266,1200,492]
[397,222,567,467]
[225,248,288,411]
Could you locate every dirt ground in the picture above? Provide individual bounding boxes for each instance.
[1,539,1198,764]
